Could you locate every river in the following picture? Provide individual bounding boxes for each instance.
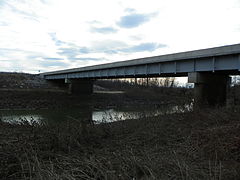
[0,103,192,125]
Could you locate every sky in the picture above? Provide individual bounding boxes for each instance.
[0,0,240,74]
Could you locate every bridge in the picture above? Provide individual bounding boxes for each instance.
[42,43,240,106]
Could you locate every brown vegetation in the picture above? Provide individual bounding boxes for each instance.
[0,72,54,89]
[1,107,240,179]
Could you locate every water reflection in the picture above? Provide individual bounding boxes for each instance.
[0,114,43,124]
[93,109,139,123]
[0,103,192,125]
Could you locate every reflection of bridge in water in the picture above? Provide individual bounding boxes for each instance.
[42,44,240,106]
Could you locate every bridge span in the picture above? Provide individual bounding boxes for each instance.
[42,43,240,106]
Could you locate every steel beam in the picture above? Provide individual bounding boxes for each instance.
[42,44,240,80]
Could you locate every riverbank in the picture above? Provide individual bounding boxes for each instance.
[1,107,240,179]
[1,72,240,179]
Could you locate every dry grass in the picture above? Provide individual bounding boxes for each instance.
[1,107,240,179]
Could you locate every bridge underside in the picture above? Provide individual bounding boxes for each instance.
[47,71,237,107]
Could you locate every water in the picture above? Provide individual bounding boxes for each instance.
[0,104,192,125]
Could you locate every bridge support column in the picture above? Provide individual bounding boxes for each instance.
[47,79,68,90]
[67,79,93,95]
[188,72,230,107]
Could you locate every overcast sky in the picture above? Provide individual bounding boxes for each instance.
[0,0,240,73]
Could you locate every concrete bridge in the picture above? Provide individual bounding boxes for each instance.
[42,43,240,106]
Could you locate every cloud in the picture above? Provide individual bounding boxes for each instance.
[90,26,118,34]
[0,1,7,7]
[48,33,67,46]
[58,47,90,59]
[57,40,165,58]
[27,55,42,59]
[125,8,136,13]
[117,12,157,28]
[40,60,68,68]
[43,57,63,61]
[119,43,166,53]
[0,48,30,56]
[129,35,144,41]
[0,49,48,60]
[0,22,8,26]
[71,57,104,61]
[2,1,40,22]
[103,50,119,54]
[91,40,127,52]
[39,0,48,4]
[57,40,126,58]
[90,41,166,54]
[87,20,102,25]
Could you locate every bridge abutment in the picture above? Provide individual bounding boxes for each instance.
[188,72,230,107]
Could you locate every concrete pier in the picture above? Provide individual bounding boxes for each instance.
[67,79,93,95]
[188,72,230,107]
[48,79,68,89]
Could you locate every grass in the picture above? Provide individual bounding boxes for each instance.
[1,107,240,179]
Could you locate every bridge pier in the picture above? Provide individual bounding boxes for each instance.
[67,79,93,95]
[48,79,68,89]
[188,72,230,107]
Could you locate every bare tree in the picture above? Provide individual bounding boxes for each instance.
[158,77,176,87]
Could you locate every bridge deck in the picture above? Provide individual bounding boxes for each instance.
[42,43,240,80]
